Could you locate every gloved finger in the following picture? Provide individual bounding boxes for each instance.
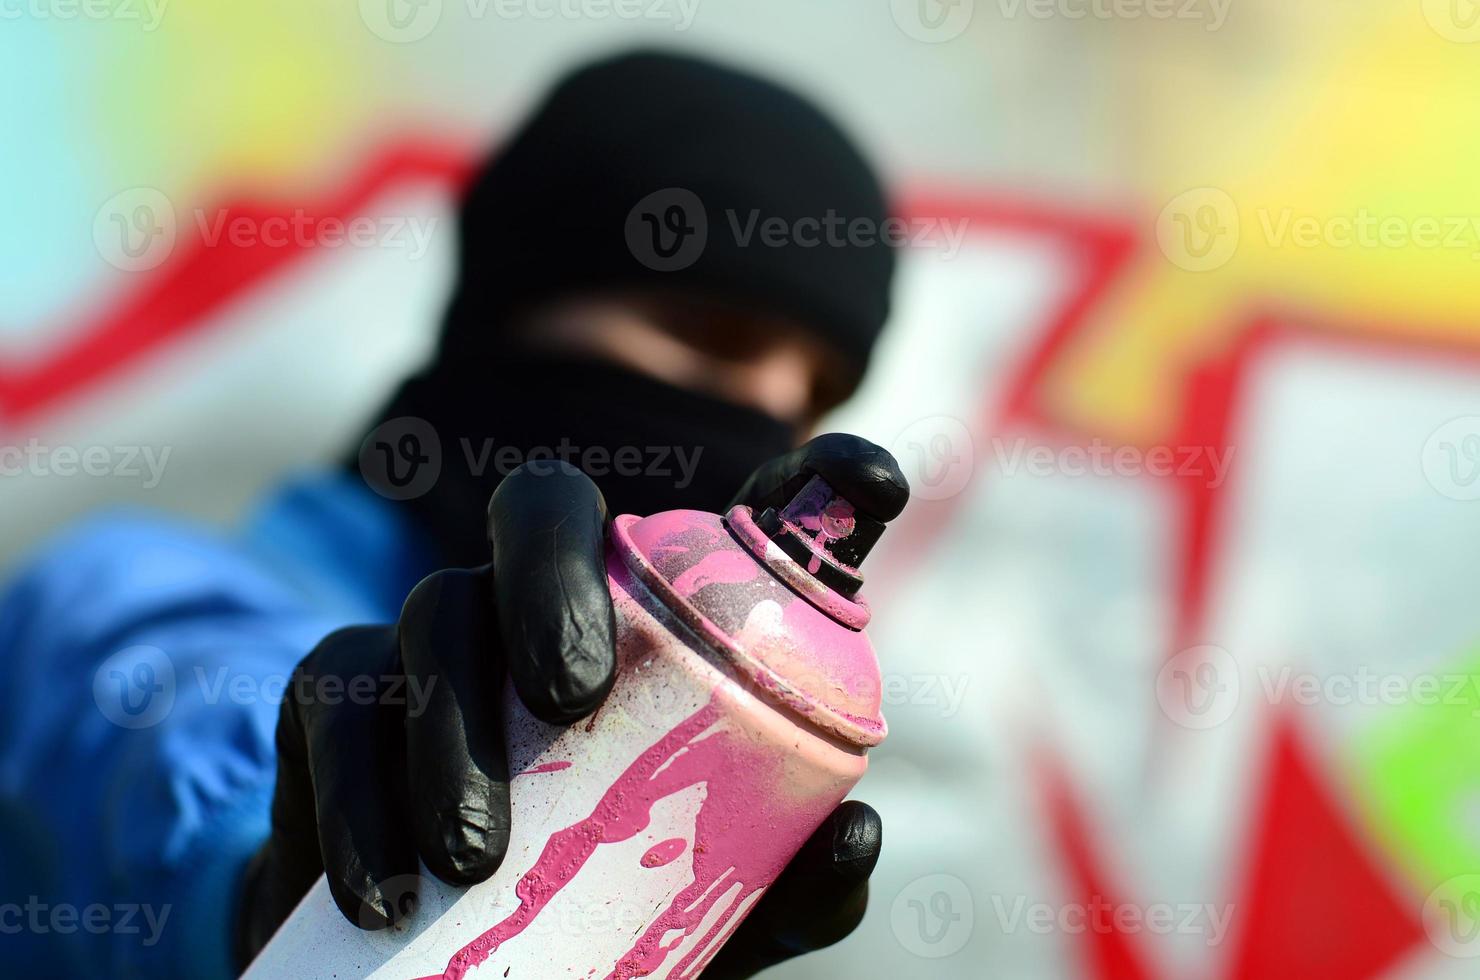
[487,460,617,725]
[399,566,511,886]
[294,626,420,930]
[727,433,909,523]
[702,801,882,980]
[236,647,339,964]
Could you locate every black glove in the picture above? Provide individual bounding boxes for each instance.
[235,433,909,979]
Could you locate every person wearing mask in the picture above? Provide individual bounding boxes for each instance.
[0,50,907,979]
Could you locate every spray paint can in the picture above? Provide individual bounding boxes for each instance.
[247,474,889,979]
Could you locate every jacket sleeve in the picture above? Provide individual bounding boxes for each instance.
[0,512,348,979]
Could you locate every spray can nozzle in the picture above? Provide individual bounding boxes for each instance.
[753,474,884,598]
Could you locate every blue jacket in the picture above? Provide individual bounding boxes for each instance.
[0,472,439,978]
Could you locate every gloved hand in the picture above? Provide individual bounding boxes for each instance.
[235,433,909,979]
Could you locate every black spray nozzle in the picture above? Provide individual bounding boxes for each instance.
[754,474,884,598]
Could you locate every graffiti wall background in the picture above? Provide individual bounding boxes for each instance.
[6,1,1480,976]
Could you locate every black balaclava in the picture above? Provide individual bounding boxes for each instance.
[359,49,896,568]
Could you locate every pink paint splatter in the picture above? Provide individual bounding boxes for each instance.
[432,698,833,980]
[518,761,572,776]
[808,499,857,547]
[640,838,687,869]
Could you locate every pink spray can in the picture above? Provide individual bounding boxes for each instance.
[246,475,889,979]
